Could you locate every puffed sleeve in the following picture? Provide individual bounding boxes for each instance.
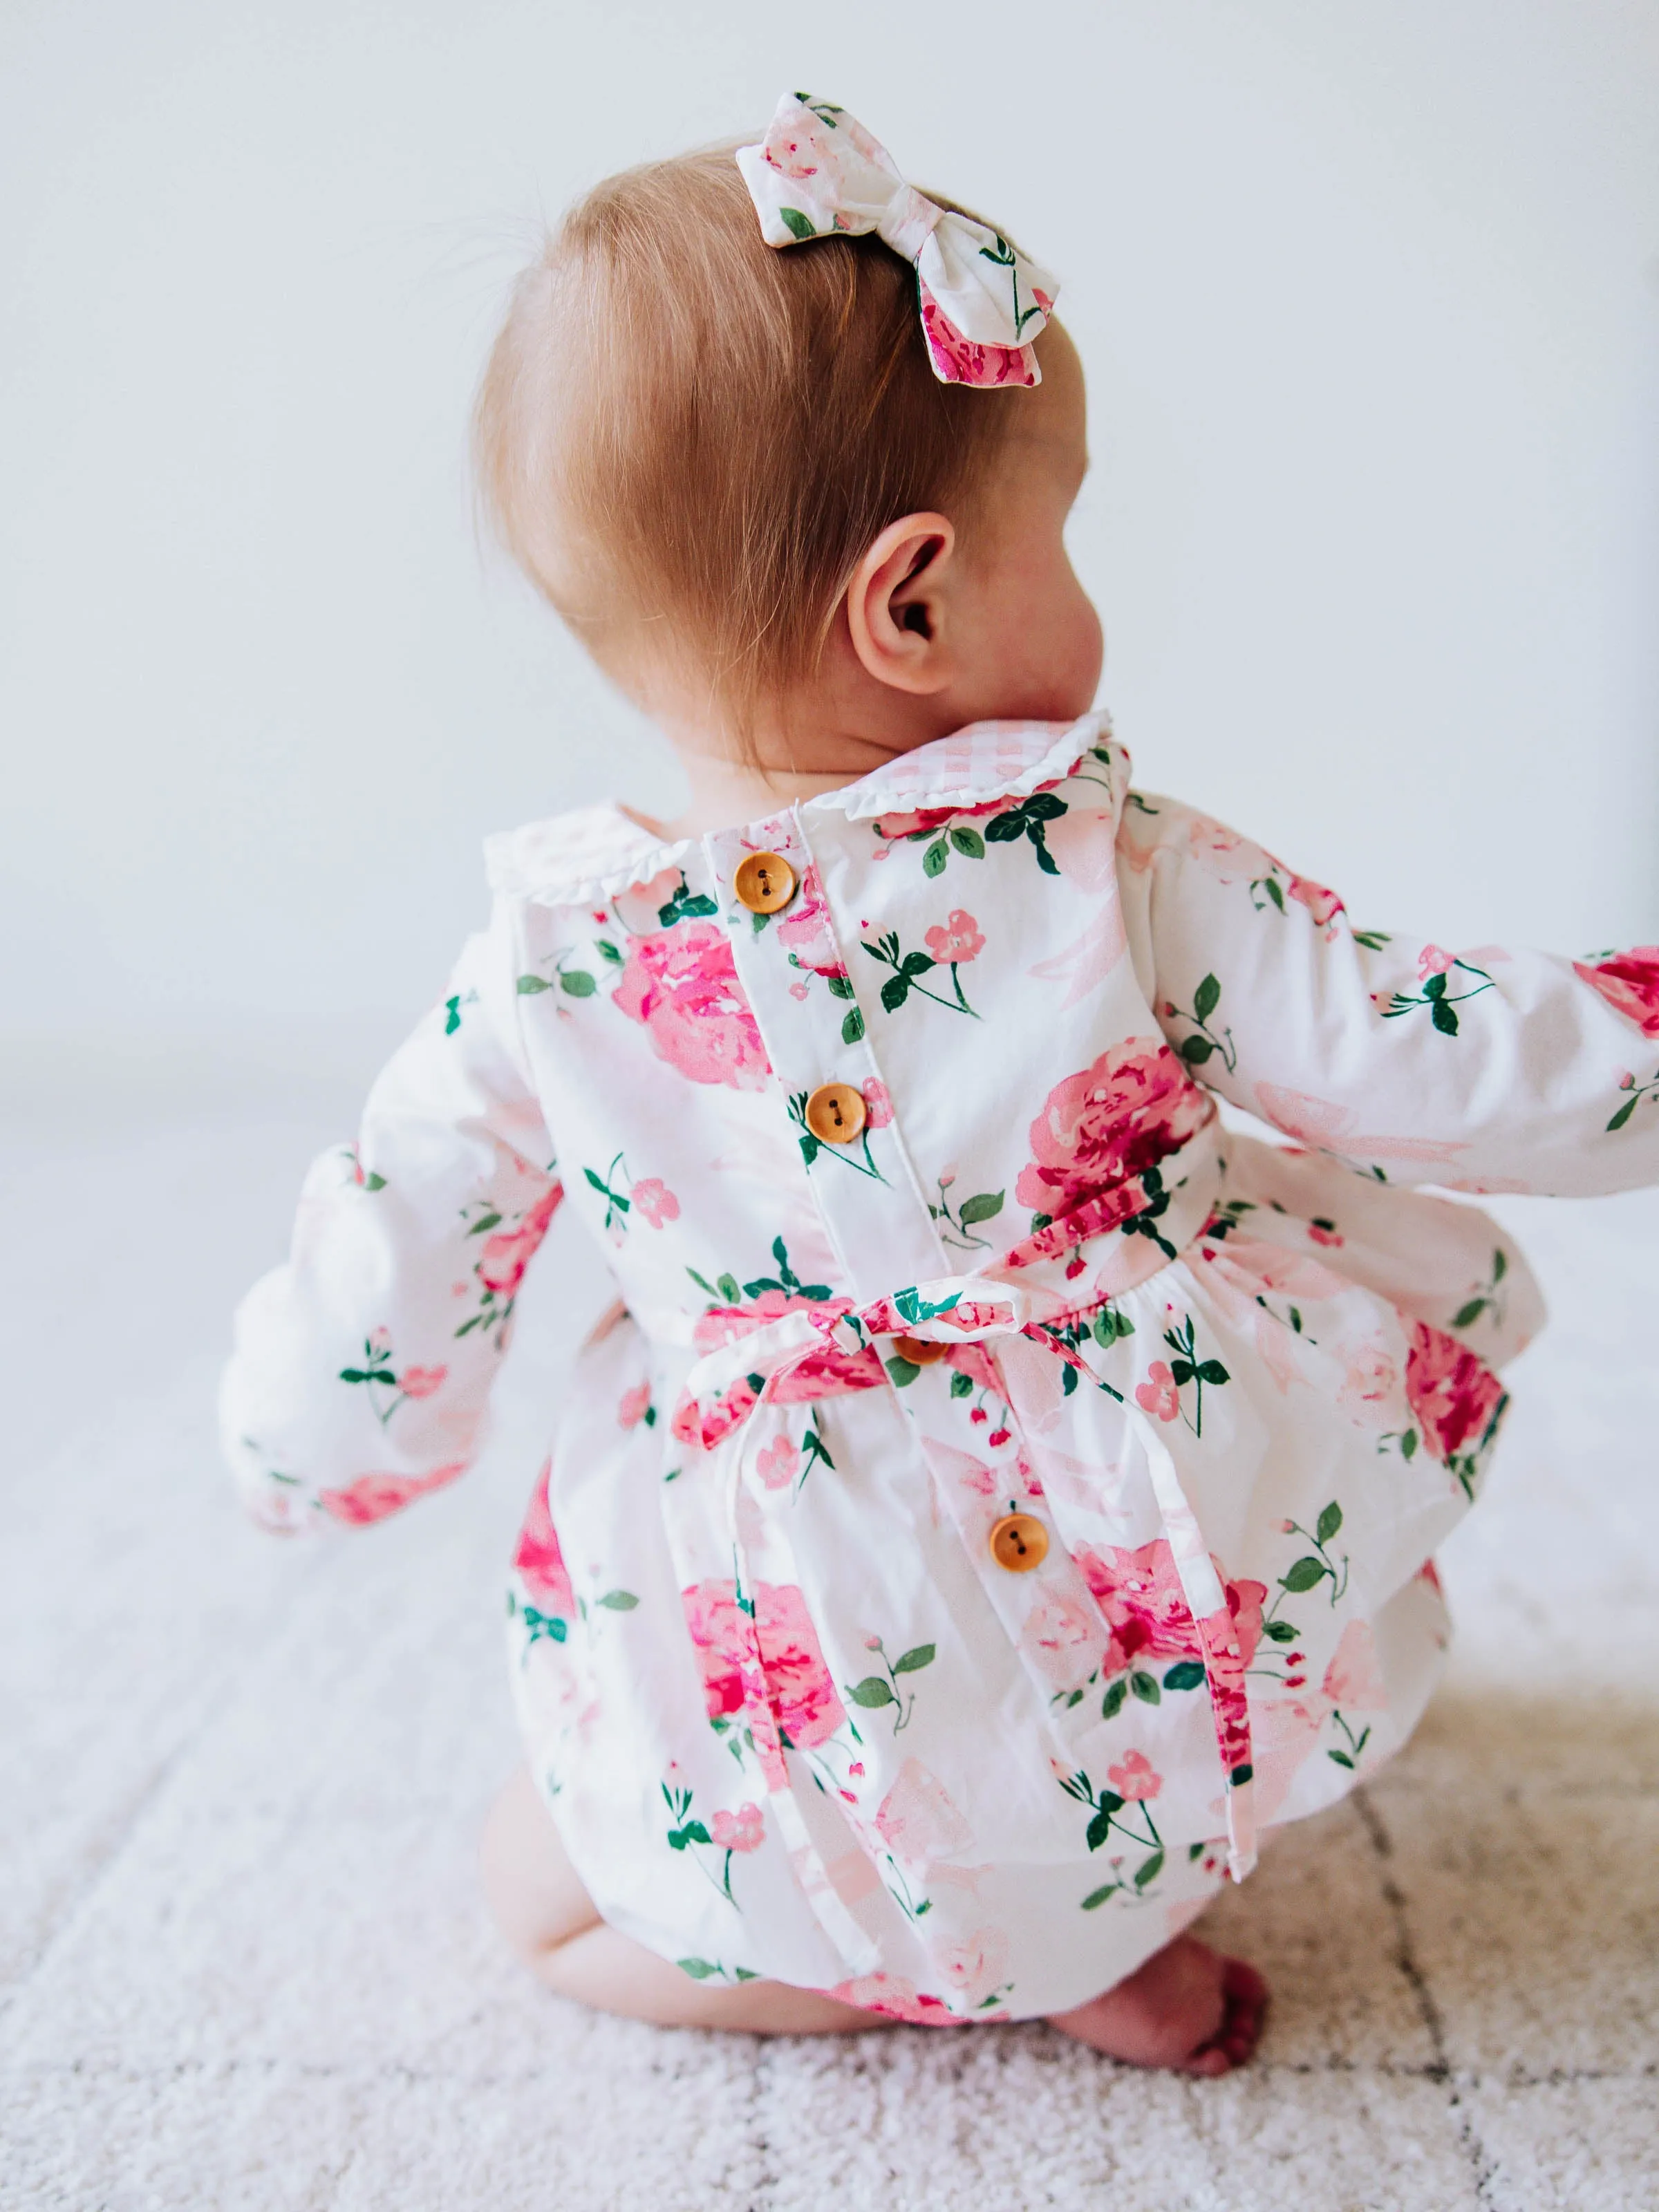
[1115,789,1659,1197]
[220,894,563,1532]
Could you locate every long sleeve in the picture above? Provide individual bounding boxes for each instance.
[221,895,563,1532]
[1116,791,1659,1197]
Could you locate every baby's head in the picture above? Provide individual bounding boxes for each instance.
[476,109,1101,769]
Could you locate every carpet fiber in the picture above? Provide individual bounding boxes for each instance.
[2,1107,1656,2211]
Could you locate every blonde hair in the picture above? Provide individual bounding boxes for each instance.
[474,144,1031,735]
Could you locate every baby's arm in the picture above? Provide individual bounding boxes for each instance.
[221,896,562,1531]
[1116,791,1659,1195]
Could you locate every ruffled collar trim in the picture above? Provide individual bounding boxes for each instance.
[485,711,1109,904]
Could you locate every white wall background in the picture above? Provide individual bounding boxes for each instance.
[4,0,1657,1107]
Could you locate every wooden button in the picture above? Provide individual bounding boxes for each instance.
[890,1335,947,1365]
[803,1082,867,1144]
[733,851,797,914]
[988,1512,1048,1573]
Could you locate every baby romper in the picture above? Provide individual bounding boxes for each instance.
[223,713,1659,2021]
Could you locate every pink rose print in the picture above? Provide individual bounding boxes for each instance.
[861,1078,894,1130]
[512,1462,576,1618]
[939,1927,1010,2010]
[1105,1750,1163,1802]
[397,1365,447,1400]
[1015,1039,1209,1220]
[680,1578,845,1754]
[1288,875,1347,932]
[1418,944,1456,980]
[1134,1360,1181,1423]
[827,1974,962,2027]
[1338,1342,1398,1422]
[924,910,985,965]
[919,296,1037,388]
[773,864,844,977]
[874,1757,975,1865]
[709,1803,766,1853]
[617,1381,652,1430]
[872,797,1005,845]
[1022,1587,1109,1691]
[318,1462,465,1526]
[630,1178,680,1228]
[1322,1618,1387,1712]
[754,1433,800,1491]
[478,1185,564,1297]
[612,921,771,1090]
[1074,1537,1266,1678]
[1573,946,1659,1038]
[1405,1321,1506,1471]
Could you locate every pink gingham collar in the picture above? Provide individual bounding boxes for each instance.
[485,713,1109,903]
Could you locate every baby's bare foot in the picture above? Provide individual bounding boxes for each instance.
[1046,1935,1268,2075]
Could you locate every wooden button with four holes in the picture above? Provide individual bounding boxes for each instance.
[803,1082,867,1145]
[988,1512,1049,1573]
[890,1335,947,1366]
[733,851,797,914]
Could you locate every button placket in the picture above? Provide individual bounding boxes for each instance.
[713,810,947,1305]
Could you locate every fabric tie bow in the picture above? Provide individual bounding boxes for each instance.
[735,93,1060,388]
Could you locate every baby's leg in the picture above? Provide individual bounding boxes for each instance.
[480,1768,888,2034]
[482,1768,1265,2063]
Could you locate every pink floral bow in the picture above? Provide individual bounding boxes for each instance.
[735,93,1060,388]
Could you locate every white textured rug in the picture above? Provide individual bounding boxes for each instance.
[2,1107,1656,2211]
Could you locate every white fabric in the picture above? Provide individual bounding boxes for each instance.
[221,712,1659,2023]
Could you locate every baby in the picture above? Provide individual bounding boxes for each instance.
[223,94,1659,2074]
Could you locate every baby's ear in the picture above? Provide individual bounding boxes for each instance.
[843,512,958,695]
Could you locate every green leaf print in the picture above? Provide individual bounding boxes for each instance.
[561,971,596,997]
[841,1006,865,1044]
[1134,1850,1165,1890]
[923,840,948,879]
[1101,1677,1128,1721]
[949,826,984,857]
[1316,1501,1344,1545]
[516,975,551,994]
[891,1644,936,1675]
[957,1190,1004,1227]
[847,1676,897,1709]
[1162,1660,1206,1691]
[949,1371,973,1399]
[1281,1557,1327,1593]
[1193,973,1221,1024]
[594,1590,639,1611]
[885,1355,921,1388]
[778,206,818,241]
[1130,1671,1161,1705]
[984,789,1067,874]
[677,1958,720,1978]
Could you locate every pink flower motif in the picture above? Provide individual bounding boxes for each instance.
[1321,1618,1388,1712]
[939,1926,1009,2009]
[754,1433,800,1491]
[478,1185,564,1297]
[1405,1322,1506,1465]
[1288,876,1347,932]
[874,1756,974,1865]
[1022,1588,1108,1691]
[1307,1224,1344,1248]
[1074,1537,1266,1676]
[1573,946,1659,1038]
[709,1802,766,1853]
[617,1381,651,1430]
[397,1365,447,1400]
[1418,944,1456,980]
[773,864,844,977]
[1134,1360,1181,1423]
[1338,1342,1398,1421]
[861,1078,894,1130]
[631,1178,680,1229]
[318,1462,465,1526]
[612,921,772,1090]
[924,910,985,965]
[1106,1750,1163,1802]
[826,1974,962,2027]
[511,1461,576,1617]
[679,1578,845,1752]
[367,1327,391,1356]
[919,295,1038,388]
[789,980,810,1001]
[872,797,1005,844]
[1015,1039,1209,1220]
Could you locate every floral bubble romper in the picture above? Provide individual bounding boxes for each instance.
[223,715,1659,2022]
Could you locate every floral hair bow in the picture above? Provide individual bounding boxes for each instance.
[735,93,1059,388]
